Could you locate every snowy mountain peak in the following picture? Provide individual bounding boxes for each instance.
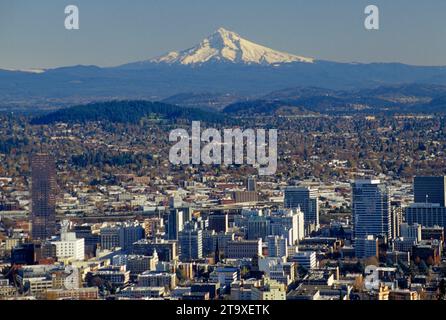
[150,27,314,66]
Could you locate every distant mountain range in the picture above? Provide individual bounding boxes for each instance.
[222,84,446,115]
[3,27,446,111]
[28,83,446,126]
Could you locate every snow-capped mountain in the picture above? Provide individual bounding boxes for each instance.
[3,27,446,108]
[150,27,314,66]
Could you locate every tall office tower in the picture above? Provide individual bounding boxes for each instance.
[247,216,270,240]
[99,222,144,251]
[100,226,121,250]
[404,203,446,229]
[390,201,403,239]
[284,186,319,234]
[267,235,287,258]
[179,205,193,223]
[414,176,446,206]
[30,153,57,240]
[73,225,99,257]
[202,230,235,256]
[208,213,229,233]
[400,223,422,242]
[246,176,257,192]
[352,179,391,240]
[269,209,305,245]
[354,235,379,259]
[120,223,145,251]
[166,208,184,240]
[178,222,203,261]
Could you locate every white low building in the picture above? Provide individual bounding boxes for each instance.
[53,231,85,261]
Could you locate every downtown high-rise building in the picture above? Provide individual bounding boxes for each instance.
[400,223,422,242]
[178,222,203,261]
[30,153,57,240]
[354,235,379,259]
[100,222,145,251]
[390,201,403,239]
[267,235,287,258]
[247,215,270,240]
[120,223,145,251]
[246,176,257,192]
[208,213,229,233]
[414,176,446,206]
[405,203,446,229]
[352,179,391,241]
[404,176,446,230]
[166,208,184,240]
[269,209,305,245]
[284,186,319,234]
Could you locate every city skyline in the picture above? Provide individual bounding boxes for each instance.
[2,1,446,306]
[3,110,446,302]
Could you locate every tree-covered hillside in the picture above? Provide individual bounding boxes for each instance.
[30,100,228,125]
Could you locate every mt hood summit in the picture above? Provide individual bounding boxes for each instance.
[149,27,314,66]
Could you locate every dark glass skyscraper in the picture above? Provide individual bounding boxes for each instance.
[246,176,257,192]
[414,176,446,206]
[208,213,229,233]
[30,153,57,240]
[352,179,391,240]
[166,208,184,240]
[284,186,319,234]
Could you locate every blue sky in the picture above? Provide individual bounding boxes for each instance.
[0,0,445,69]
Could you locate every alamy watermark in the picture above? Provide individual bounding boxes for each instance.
[63,4,380,31]
[169,122,278,176]
[364,5,379,30]
[65,5,79,30]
